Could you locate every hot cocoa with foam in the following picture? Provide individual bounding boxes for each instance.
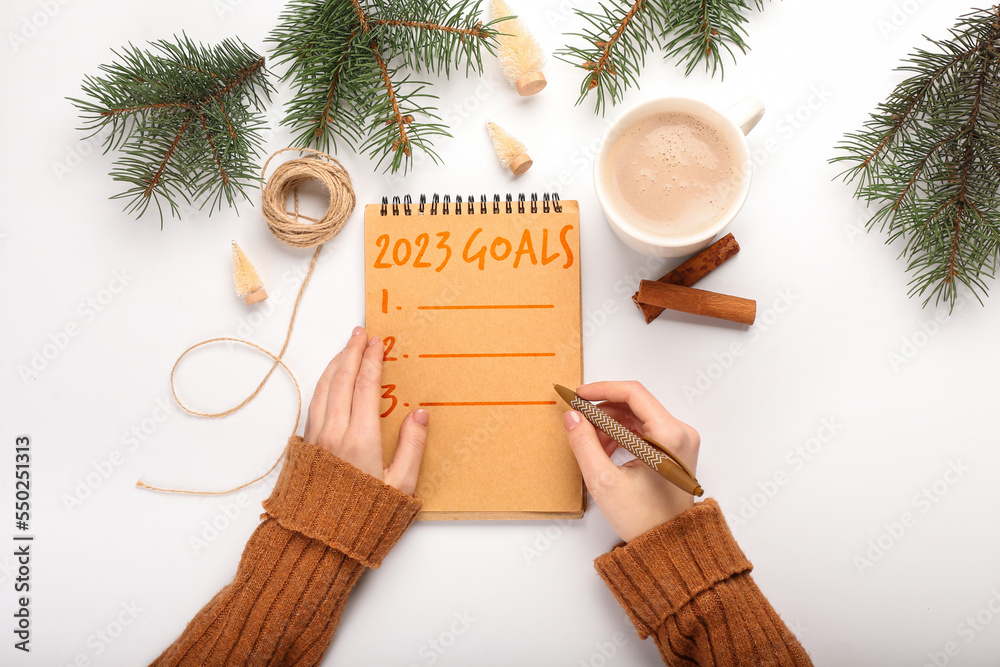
[604,112,741,237]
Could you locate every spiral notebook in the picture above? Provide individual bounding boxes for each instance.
[364,194,584,520]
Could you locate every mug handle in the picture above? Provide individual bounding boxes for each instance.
[725,96,765,135]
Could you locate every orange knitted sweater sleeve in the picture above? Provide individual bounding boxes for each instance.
[594,499,813,666]
[151,436,422,667]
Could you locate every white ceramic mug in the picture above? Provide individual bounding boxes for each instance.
[594,96,765,258]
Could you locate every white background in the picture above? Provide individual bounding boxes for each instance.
[3,0,999,665]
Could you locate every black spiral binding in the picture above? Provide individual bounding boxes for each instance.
[380,193,562,215]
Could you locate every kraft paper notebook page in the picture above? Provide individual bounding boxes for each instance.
[364,194,584,520]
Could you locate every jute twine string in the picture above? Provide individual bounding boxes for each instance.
[137,148,356,495]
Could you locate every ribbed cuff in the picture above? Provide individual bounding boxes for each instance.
[262,436,422,569]
[594,498,751,638]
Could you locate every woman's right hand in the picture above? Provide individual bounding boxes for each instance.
[562,381,701,543]
[303,326,428,496]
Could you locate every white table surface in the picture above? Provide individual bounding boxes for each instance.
[4,0,1000,664]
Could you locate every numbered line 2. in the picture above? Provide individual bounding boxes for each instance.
[417,304,554,310]
[417,352,555,359]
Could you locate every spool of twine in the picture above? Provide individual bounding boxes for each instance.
[261,148,355,248]
[137,148,356,495]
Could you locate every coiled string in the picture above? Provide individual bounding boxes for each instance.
[137,148,356,495]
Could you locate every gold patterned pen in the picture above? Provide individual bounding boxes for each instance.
[554,384,704,497]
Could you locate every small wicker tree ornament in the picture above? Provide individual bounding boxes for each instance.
[487,121,533,175]
[491,0,547,96]
[232,241,268,305]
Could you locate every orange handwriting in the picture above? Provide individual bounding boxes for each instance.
[373,226,575,271]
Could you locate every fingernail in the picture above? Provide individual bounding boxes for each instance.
[352,326,365,337]
[368,335,380,346]
[412,409,429,426]
[563,411,581,431]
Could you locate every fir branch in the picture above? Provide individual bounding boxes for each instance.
[556,0,666,115]
[197,111,229,186]
[663,0,762,77]
[557,0,765,114]
[832,6,1000,308]
[370,0,503,76]
[348,0,369,31]
[268,0,499,173]
[364,44,449,172]
[70,34,273,223]
[291,27,365,152]
[372,43,413,158]
[145,119,192,199]
[370,17,482,36]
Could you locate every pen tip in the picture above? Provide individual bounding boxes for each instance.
[553,384,575,405]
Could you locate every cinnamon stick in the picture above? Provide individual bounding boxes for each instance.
[636,281,756,326]
[632,233,741,323]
